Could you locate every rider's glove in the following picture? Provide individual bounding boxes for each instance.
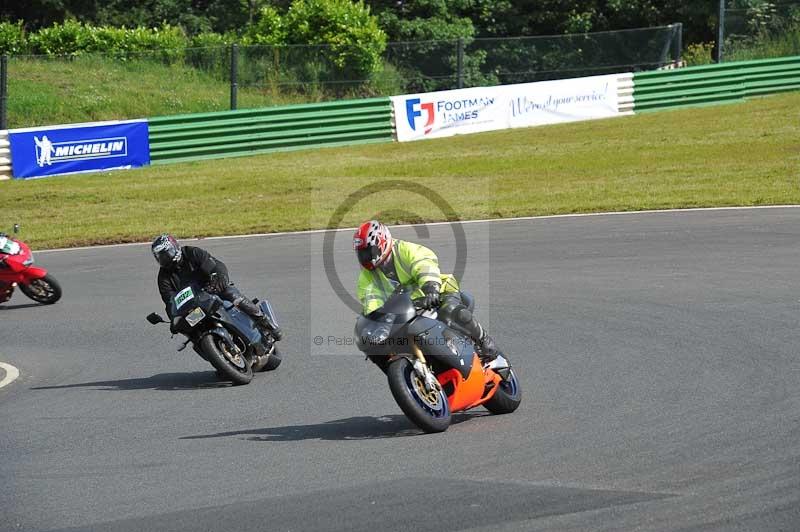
[205,272,228,294]
[420,281,441,310]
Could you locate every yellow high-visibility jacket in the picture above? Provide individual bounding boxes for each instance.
[357,239,459,315]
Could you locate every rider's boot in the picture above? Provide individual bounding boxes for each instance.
[455,308,497,362]
[236,297,283,340]
[477,330,498,361]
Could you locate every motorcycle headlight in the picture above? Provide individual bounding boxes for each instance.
[370,323,391,344]
[368,313,395,345]
[184,307,206,327]
[23,253,34,266]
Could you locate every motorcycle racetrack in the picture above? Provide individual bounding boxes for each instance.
[1,208,798,532]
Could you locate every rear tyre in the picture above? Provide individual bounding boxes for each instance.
[19,274,61,305]
[262,347,282,371]
[387,357,451,433]
[200,334,253,385]
[484,368,522,415]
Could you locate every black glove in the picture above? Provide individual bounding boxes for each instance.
[420,281,441,309]
[205,272,228,294]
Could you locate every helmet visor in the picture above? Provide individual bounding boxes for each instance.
[357,245,380,269]
[154,246,179,268]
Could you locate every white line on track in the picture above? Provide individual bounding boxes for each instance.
[0,362,20,389]
[38,204,800,254]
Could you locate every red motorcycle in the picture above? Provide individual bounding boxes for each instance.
[0,226,61,305]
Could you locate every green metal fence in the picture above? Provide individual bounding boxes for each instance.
[632,54,800,111]
[148,97,393,164]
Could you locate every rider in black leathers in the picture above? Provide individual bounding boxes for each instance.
[151,234,282,339]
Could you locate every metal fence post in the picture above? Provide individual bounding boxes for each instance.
[716,0,725,63]
[456,38,465,89]
[675,22,683,65]
[0,55,8,130]
[230,43,239,110]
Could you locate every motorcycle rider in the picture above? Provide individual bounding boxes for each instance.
[0,233,16,300]
[151,234,282,339]
[354,220,499,362]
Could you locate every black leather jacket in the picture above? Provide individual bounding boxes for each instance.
[157,246,228,317]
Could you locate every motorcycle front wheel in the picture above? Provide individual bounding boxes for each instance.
[387,357,451,433]
[19,274,62,305]
[200,334,253,385]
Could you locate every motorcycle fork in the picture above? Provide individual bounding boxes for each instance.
[409,338,440,394]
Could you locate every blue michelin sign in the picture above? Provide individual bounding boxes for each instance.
[9,119,150,179]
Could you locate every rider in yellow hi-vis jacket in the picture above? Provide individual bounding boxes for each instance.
[354,220,498,361]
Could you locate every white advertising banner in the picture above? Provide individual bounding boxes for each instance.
[392,74,623,142]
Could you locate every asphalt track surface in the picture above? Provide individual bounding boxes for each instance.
[1,208,799,532]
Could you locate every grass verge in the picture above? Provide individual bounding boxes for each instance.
[3,91,799,249]
[7,56,317,128]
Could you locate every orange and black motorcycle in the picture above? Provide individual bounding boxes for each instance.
[355,287,521,433]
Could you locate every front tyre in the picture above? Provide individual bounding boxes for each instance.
[19,274,61,305]
[387,357,451,433]
[484,368,522,415]
[200,334,253,385]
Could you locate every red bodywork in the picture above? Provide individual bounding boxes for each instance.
[0,240,49,303]
[437,353,503,412]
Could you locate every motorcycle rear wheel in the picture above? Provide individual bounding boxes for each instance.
[261,347,282,371]
[387,357,451,433]
[19,274,61,305]
[200,334,253,385]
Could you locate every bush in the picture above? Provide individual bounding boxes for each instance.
[245,6,287,45]
[190,32,236,49]
[25,22,188,59]
[0,21,27,55]
[683,42,715,66]
[284,0,387,79]
[28,20,93,56]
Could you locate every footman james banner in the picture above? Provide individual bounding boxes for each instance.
[392,74,624,142]
[9,119,150,179]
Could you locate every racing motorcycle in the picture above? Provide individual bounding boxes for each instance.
[146,282,282,385]
[0,225,62,305]
[356,286,521,433]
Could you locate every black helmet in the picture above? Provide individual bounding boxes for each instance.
[151,234,182,269]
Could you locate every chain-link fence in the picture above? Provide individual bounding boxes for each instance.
[721,0,800,61]
[3,25,682,128]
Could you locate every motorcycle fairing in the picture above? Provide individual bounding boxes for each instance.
[219,300,262,345]
[437,353,499,412]
[414,320,475,380]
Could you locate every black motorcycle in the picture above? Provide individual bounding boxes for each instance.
[146,282,282,385]
[356,287,521,433]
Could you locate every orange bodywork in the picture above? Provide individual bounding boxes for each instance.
[437,353,503,412]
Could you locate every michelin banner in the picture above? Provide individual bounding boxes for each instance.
[392,74,623,142]
[9,119,150,179]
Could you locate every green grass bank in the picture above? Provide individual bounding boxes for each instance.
[3,91,799,249]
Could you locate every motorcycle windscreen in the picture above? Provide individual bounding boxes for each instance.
[0,237,20,255]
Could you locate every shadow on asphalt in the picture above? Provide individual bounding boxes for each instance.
[180,412,490,441]
[0,302,44,310]
[30,371,233,391]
